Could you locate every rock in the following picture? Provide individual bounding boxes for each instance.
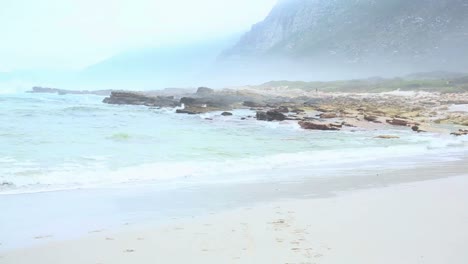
[256,110,287,121]
[221,112,233,116]
[291,108,305,114]
[411,125,420,132]
[364,115,380,122]
[176,109,199,115]
[375,135,400,139]
[243,101,265,107]
[298,121,340,131]
[319,113,337,119]
[180,97,198,105]
[386,118,409,126]
[451,129,468,136]
[386,118,419,126]
[196,87,214,95]
[103,91,178,107]
[276,106,290,113]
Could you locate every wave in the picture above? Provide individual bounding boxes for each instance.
[1,139,466,195]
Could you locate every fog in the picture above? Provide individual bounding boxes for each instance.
[1,0,467,92]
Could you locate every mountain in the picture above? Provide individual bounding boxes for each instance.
[219,0,468,80]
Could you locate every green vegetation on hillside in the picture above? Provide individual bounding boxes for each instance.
[257,74,468,93]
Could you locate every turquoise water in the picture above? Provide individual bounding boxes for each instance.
[1,92,467,193]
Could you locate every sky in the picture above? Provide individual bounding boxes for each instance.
[0,0,277,72]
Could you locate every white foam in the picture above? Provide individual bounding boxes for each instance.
[1,139,466,195]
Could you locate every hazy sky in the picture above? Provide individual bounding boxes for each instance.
[0,0,277,72]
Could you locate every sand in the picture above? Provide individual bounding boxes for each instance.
[2,174,468,264]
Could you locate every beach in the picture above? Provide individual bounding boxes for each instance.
[1,159,468,264]
[0,91,467,263]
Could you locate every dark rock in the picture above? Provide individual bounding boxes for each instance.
[364,115,379,122]
[196,87,214,95]
[386,118,419,126]
[276,106,290,113]
[221,112,233,116]
[256,110,287,121]
[298,121,340,131]
[176,109,199,115]
[180,97,198,105]
[451,129,468,136]
[243,101,265,107]
[103,91,178,107]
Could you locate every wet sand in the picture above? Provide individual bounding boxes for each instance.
[2,173,468,264]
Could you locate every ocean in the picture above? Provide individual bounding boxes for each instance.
[1,92,467,194]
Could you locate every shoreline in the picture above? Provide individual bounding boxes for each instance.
[1,155,468,255]
[2,174,468,263]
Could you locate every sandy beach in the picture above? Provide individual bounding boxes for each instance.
[2,172,468,264]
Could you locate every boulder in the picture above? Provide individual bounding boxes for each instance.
[386,118,419,126]
[256,110,287,121]
[319,113,337,119]
[221,112,233,116]
[364,115,380,122]
[196,87,214,95]
[176,109,199,115]
[298,121,340,131]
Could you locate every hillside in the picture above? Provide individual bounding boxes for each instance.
[220,0,468,78]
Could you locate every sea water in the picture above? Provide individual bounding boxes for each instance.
[0,92,467,194]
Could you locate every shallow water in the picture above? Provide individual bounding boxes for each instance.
[0,92,467,193]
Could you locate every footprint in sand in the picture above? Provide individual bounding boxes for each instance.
[89,230,104,234]
[137,237,144,241]
[124,249,135,253]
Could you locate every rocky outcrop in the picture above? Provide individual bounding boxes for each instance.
[364,115,380,123]
[243,101,265,108]
[196,87,214,96]
[298,121,340,131]
[256,110,287,121]
[386,118,419,127]
[319,113,337,119]
[451,129,468,136]
[103,91,178,107]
